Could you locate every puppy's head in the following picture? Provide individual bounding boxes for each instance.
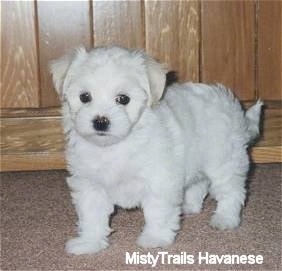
[50,46,166,146]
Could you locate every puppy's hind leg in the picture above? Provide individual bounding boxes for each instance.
[207,154,248,230]
[182,178,209,215]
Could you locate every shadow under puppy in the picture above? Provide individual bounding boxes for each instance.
[50,46,262,255]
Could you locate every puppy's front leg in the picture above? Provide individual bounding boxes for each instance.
[137,198,181,248]
[66,178,114,255]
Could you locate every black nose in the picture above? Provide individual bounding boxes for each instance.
[92,116,110,132]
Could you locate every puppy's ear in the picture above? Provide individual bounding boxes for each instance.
[144,55,167,106]
[49,53,73,97]
[49,47,87,98]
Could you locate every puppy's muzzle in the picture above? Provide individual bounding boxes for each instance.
[92,116,110,132]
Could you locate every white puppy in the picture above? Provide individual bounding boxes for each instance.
[50,46,262,255]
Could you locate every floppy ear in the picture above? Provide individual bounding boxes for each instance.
[49,47,87,98]
[49,53,73,98]
[144,55,167,106]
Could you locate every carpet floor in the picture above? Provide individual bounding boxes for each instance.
[1,164,281,270]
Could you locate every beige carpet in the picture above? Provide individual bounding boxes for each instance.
[1,164,281,270]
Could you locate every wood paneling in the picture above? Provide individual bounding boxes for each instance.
[0,107,61,118]
[1,0,282,171]
[257,1,282,101]
[1,1,40,108]
[201,1,256,100]
[93,0,144,48]
[145,0,199,82]
[1,117,64,153]
[37,1,92,107]
[257,108,282,148]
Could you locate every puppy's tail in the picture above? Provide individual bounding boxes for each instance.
[245,100,263,142]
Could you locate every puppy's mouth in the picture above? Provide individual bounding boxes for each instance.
[96,132,108,136]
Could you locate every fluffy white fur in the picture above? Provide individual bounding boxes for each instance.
[50,46,263,255]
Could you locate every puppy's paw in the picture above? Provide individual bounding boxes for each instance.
[65,237,108,255]
[137,230,175,249]
[210,213,240,230]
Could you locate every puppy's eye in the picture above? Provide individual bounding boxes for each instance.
[80,92,92,103]
[115,94,130,105]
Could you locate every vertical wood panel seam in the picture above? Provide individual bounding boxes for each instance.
[254,0,259,100]
[140,0,146,50]
[91,0,95,47]
[142,0,147,51]
[34,0,42,108]
[89,0,94,48]
[199,0,202,83]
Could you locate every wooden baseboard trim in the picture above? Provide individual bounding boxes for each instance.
[1,105,281,171]
[250,146,282,163]
[1,146,281,172]
[1,152,66,172]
